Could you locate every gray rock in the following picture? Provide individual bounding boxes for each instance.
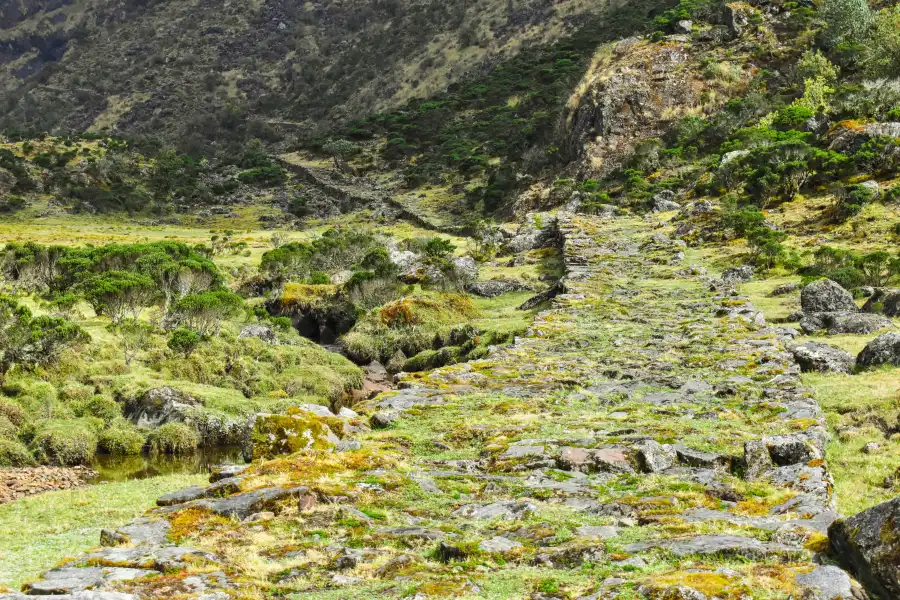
[794,565,859,600]
[674,446,729,470]
[652,191,681,213]
[743,439,773,480]
[801,280,858,314]
[764,434,820,466]
[771,282,800,296]
[502,213,558,254]
[829,496,900,598]
[157,486,207,507]
[789,341,854,374]
[478,536,523,553]
[626,534,800,559]
[197,486,309,520]
[675,19,693,33]
[465,279,529,298]
[23,568,107,594]
[857,332,900,368]
[863,288,900,316]
[371,412,396,428]
[238,325,277,344]
[800,312,893,335]
[634,440,676,473]
[722,266,754,284]
[453,500,536,520]
[123,386,200,429]
[574,525,618,539]
[209,465,247,483]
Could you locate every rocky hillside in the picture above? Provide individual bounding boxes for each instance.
[0,0,616,155]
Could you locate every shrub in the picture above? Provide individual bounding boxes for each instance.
[237,166,286,186]
[0,414,17,439]
[833,183,878,221]
[794,50,839,85]
[72,395,122,424]
[168,328,203,358]
[99,423,146,455]
[0,438,33,467]
[147,422,200,454]
[31,419,99,465]
[0,398,25,427]
[820,0,873,47]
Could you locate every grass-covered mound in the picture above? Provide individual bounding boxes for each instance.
[343,293,479,365]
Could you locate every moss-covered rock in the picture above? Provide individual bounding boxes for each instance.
[242,412,338,461]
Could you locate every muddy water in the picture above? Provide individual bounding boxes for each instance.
[89,445,245,482]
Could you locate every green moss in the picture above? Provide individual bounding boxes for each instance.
[30,419,99,466]
[98,423,146,456]
[249,413,336,460]
[147,423,200,455]
[0,438,33,467]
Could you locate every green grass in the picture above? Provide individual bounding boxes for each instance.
[0,472,207,590]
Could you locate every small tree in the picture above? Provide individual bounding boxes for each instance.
[821,0,873,48]
[109,319,156,367]
[167,328,202,358]
[172,290,243,336]
[323,138,357,173]
[0,297,89,383]
[82,271,158,323]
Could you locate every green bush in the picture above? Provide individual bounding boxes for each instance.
[833,183,878,221]
[99,423,146,456]
[168,328,203,358]
[147,422,200,455]
[72,395,122,424]
[0,438,34,467]
[0,414,17,439]
[31,419,99,466]
[0,398,25,427]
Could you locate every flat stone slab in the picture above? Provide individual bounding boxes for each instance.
[795,565,857,600]
[196,486,309,520]
[574,525,619,539]
[157,486,207,506]
[70,546,218,571]
[625,534,802,559]
[209,464,247,483]
[452,501,536,520]
[478,536,523,553]
[377,527,446,540]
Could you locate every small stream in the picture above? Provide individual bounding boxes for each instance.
[89,446,245,483]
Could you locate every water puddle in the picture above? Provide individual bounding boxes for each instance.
[89,445,245,483]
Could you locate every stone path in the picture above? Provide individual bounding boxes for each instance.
[0,214,865,599]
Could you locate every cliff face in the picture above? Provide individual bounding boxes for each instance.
[0,0,607,152]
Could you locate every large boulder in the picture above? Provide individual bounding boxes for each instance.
[239,324,278,344]
[801,280,858,314]
[789,341,854,374]
[722,265,754,284]
[829,495,900,598]
[857,332,900,368]
[800,312,895,335]
[863,288,900,317]
[242,412,339,461]
[123,387,200,429]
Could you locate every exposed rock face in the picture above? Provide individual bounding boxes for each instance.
[562,38,736,179]
[789,341,854,374]
[829,496,900,599]
[122,387,200,429]
[857,332,900,368]
[502,213,559,254]
[651,191,681,212]
[801,280,858,314]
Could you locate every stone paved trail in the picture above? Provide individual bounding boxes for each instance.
[1,215,864,599]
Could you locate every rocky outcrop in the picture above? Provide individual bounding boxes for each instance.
[830,496,900,599]
[465,279,530,298]
[242,412,339,461]
[857,332,900,368]
[790,341,854,374]
[800,312,894,335]
[801,280,859,314]
[863,288,900,316]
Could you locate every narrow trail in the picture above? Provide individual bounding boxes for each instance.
[2,214,855,599]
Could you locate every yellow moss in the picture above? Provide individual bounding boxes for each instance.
[650,571,732,596]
